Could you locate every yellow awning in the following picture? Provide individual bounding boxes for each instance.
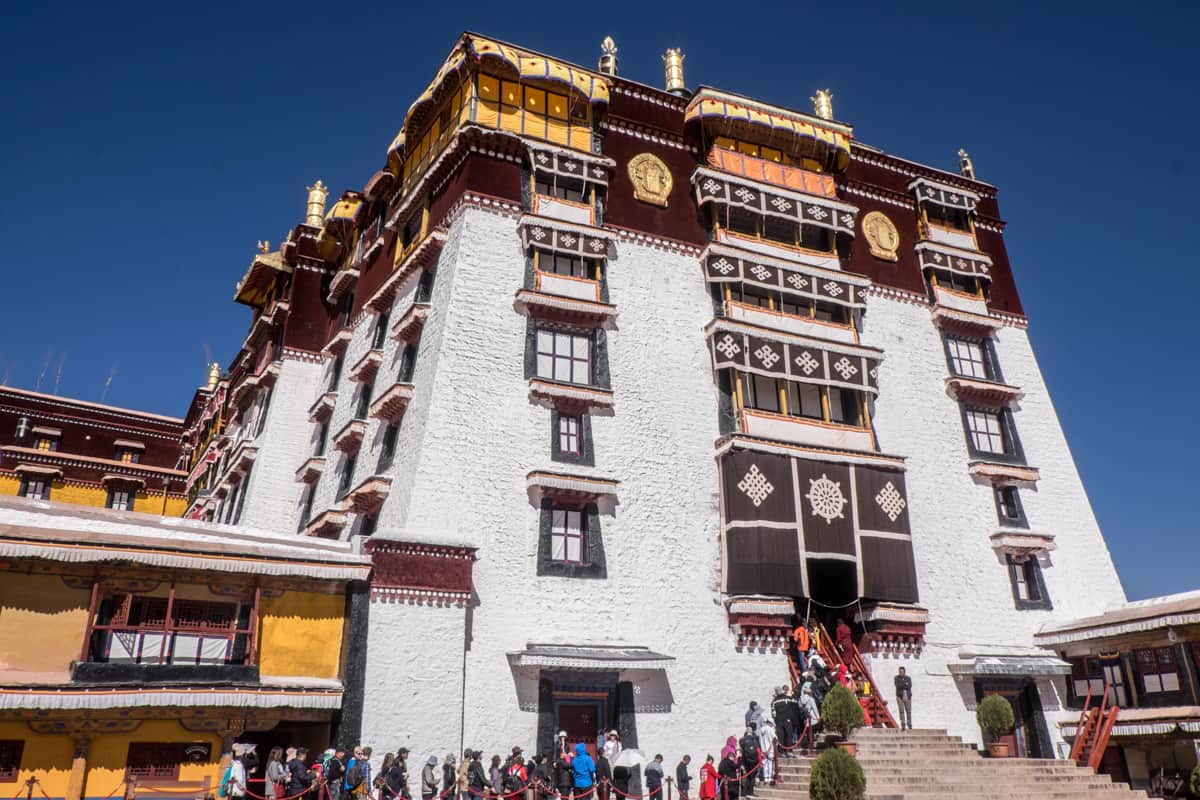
[233,251,290,308]
[685,90,853,172]
[385,34,610,176]
[326,196,364,226]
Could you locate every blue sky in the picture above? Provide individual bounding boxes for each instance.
[0,1,1194,600]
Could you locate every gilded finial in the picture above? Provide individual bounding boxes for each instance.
[812,90,833,121]
[599,37,618,76]
[958,148,976,179]
[305,180,328,227]
[663,48,688,98]
[257,240,270,254]
[206,362,221,392]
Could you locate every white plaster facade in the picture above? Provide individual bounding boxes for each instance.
[228,202,1125,775]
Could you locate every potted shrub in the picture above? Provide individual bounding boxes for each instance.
[822,684,866,755]
[976,695,1015,757]
[808,747,865,800]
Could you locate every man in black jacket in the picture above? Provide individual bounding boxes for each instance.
[286,748,315,799]
[326,749,347,800]
[771,688,800,751]
[738,729,760,798]
[894,666,913,731]
[467,752,488,800]
[675,756,691,800]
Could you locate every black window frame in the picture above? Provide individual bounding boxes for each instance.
[337,454,357,499]
[1006,554,1052,611]
[19,478,49,501]
[371,311,390,350]
[994,486,1029,528]
[377,422,401,471]
[398,343,418,383]
[960,405,1026,464]
[298,486,316,532]
[0,740,23,782]
[550,410,594,466]
[327,356,344,392]
[106,488,135,512]
[942,334,1003,382]
[536,501,606,579]
[355,381,374,420]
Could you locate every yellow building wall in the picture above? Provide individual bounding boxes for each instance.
[0,574,89,678]
[0,720,221,800]
[0,474,186,517]
[258,591,345,680]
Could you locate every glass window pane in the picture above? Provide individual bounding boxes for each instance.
[566,537,582,562]
[537,330,554,352]
[572,335,590,358]
[551,534,566,561]
[751,375,779,412]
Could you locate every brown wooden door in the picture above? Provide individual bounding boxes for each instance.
[558,703,601,759]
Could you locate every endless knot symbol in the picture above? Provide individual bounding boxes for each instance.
[754,345,780,369]
[823,281,844,297]
[589,239,607,253]
[750,264,772,282]
[956,258,968,269]
[770,196,792,212]
[738,464,774,508]
[529,228,547,241]
[536,153,550,164]
[833,356,858,380]
[593,166,606,178]
[807,206,828,220]
[559,233,577,247]
[787,274,808,290]
[840,213,855,227]
[806,474,847,524]
[734,187,756,203]
[933,252,944,263]
[715,334,741,359]
[948,193,960,202]
[869,366,879,381]
[795,351,819,375]
[712,258,735,275]
[875,481,906,523]
[563,160,579,172]
[702,179,722,194]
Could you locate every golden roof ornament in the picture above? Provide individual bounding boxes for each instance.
[257,240,271,254]
[812,90,833,121]
[306,180,328,227]
[206,362,221,392]
[958,148,976,179]
[663,48,688,97]
[599,37,618,76]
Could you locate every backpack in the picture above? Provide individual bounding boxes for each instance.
[346,762,366,791]
[218,766,233,799]
[502,767,526,794]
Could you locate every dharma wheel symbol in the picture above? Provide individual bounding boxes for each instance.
[806,474,847,525]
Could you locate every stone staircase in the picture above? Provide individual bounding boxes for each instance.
[754,728,1146,799]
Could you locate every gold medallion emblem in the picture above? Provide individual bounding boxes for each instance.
[628,152,672,207]
[861,211,900,261]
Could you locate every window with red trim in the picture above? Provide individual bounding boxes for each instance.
[126,743,183,780]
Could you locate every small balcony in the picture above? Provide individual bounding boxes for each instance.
[339,475,393,515]
[332,419,368,455]
[531,194,594,226]
[304,508,349,539]
[369,383,414,423]
[327,265,360,304]
[723,301,857,345]
[944,376,1023,409]
[920,221,978,251]
[295,456,327,485]
[308,391,338,423]
[533,270,602,303]
[932,284,988,316]
[967,461,1041,488]
[349,349,383,383]
[528,378,614,413]
[514,289,617,326]
[321,329,353,358]
[740,409,874,452]
[390,302,430,343]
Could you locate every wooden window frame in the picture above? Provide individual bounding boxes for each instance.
[19,479,49,501]
[715,206,835,255]
[736,370,867,428]
[558,415,581,456]
[125,743,184,781]
[1136,647,1182,695]
[964,408,1007,454]
[1006,555,1052,611]
[107,489,134,512]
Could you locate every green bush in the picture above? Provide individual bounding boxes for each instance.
[821,683,865,739]
[976,695,1015,740]
[808,747,865,800]
[1190,763,1200,797]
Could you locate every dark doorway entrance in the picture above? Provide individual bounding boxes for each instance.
[974,678,1053,758]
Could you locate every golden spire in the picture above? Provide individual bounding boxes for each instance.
[206,362,221,392]
[257,240,271,254]
[305,180,328,227]
[958,148,976,179]
[811,90,833,121]
[663,48,687,97]
[599,36,618,76]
